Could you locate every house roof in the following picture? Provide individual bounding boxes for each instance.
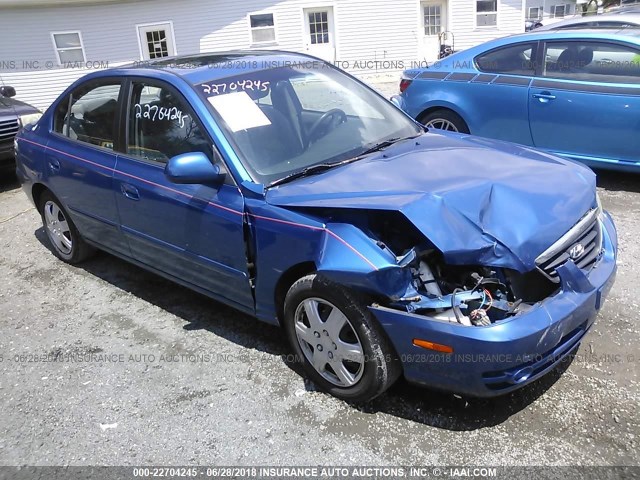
[0,0,151,7]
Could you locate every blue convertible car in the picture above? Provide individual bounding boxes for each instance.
[16,52,617,401]
[395,29,640,171]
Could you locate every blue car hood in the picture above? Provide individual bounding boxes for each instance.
[265,132,597,272]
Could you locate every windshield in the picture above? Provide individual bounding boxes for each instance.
[196,63,421,185]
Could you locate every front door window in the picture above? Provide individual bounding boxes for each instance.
[542,41,640,83]
[127,83,214,164]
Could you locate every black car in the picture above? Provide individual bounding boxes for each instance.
[0,86,41,175]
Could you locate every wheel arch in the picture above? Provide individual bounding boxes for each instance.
[416,104,471,132]
[274,261,317,325]
[31,182,50,209]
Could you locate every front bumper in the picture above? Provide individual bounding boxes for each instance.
[371,212,618,397]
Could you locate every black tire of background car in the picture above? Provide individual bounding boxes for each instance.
[39,190,96,264]
[283,273,402,402]
[420,109,470,134]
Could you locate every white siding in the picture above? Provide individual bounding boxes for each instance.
[450,0,525,51]
[197,0,420,74]
[0,0,423,110]
[1,0,533,111]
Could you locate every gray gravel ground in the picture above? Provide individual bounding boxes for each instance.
[0,97,638,466]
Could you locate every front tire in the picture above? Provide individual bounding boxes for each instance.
[283,274,401,402]
[39,191,95,264]
[420,109,470,134]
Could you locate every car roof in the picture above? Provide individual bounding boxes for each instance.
[425,28,640,68]
[537,13,640,30]
[472,28,640,49]
[519,26,640,39]
[85,50,322,86]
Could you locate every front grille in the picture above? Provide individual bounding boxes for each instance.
[535,208,603,283]
[0,118,20,141]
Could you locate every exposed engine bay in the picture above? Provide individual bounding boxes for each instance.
[405,251,522,326]
[294,208,561,327]
[357,211,560,327]
[392,249,558,327]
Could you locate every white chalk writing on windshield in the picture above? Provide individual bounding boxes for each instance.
[201,80,270,96]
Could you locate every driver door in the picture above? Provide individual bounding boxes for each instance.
[113,79,254,311]
[529,39,640,164]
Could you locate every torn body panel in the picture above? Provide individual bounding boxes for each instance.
[266,131,597,272]
[245,199,412,324]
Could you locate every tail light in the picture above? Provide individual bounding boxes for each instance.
[399,78,413,93]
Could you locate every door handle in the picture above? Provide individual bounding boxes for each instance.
[532,92,557,102]
[120,183,140,201]
[48,158,61,172]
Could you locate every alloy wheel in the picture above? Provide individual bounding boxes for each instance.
[425,118,459,132]
[44,201,72,255]
[294,298,365,387]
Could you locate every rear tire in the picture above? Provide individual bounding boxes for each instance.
[420,109,470,134]
[283,273,401,402]
[39,191,95,264]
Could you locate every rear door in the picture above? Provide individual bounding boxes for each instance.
[45,79,127,254]
[113,79,254,311]
[528,39,640,165]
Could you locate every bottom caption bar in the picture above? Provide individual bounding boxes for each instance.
[1,466,637,480]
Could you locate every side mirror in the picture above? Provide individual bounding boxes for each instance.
[0,86,16,98]
[164,152,225,185]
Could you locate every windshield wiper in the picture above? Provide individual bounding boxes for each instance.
[357,138,403,156]
[268,163,342,188]
[357,134,422,157]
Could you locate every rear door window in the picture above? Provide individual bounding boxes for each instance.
[57,82,122,150]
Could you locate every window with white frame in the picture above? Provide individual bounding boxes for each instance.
[249,13,276,44]
[308,11,330,44]
[51,31,85,64]
[476,0,497,27]
[527,6,543,20]
[137,22,176,60]
[551,4,571,18]
[423,5,443,36]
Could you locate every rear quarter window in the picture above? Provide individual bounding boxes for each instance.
[475,42,537,75]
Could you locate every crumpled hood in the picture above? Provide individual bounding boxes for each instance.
[266,131,597,272]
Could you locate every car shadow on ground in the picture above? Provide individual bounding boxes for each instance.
[355,357,572,431]
[596,169,640,194]
[34,227,571,432]
[0,174,19,194]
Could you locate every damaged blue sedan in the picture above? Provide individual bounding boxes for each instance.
[15,52,617,402]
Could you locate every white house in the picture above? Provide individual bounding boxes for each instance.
[0,0,526,111]
[525,0,580,24]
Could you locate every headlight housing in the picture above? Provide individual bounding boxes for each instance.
[18,112,42,128]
